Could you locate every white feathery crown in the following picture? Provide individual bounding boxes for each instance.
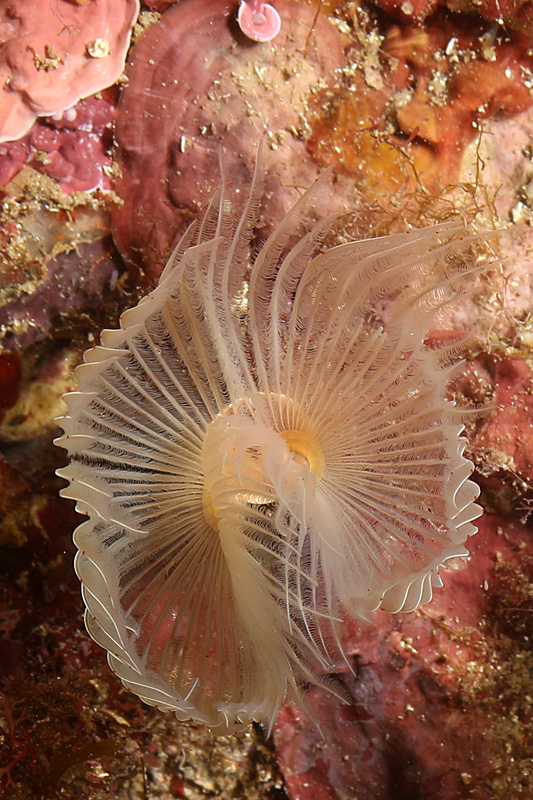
[55,157,485,733]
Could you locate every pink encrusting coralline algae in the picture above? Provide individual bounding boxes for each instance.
[111,0,345,282]
[0,0,139,143]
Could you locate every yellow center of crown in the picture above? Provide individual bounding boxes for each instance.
[279,429,325,480]
[201,393,325,531]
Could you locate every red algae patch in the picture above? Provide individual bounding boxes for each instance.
[0,0,139,143]
[111,0,344,282]
[0,90,117,193]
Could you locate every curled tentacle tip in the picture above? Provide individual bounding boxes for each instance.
[237,0,281,42]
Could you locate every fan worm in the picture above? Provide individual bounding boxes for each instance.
[56,162,487,733]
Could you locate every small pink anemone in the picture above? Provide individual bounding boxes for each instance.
[237,0,281,42]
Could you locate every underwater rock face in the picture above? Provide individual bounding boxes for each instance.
[0,232,122,353]
[0,185,124,354]
[468,356,533,519]
[57,162,487,733]
[111,0,344,282]
[311,9,533,202]
[375,0,533,27]
[475,357,533,483]
[1,1,532,797]
[274,513,533,800]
